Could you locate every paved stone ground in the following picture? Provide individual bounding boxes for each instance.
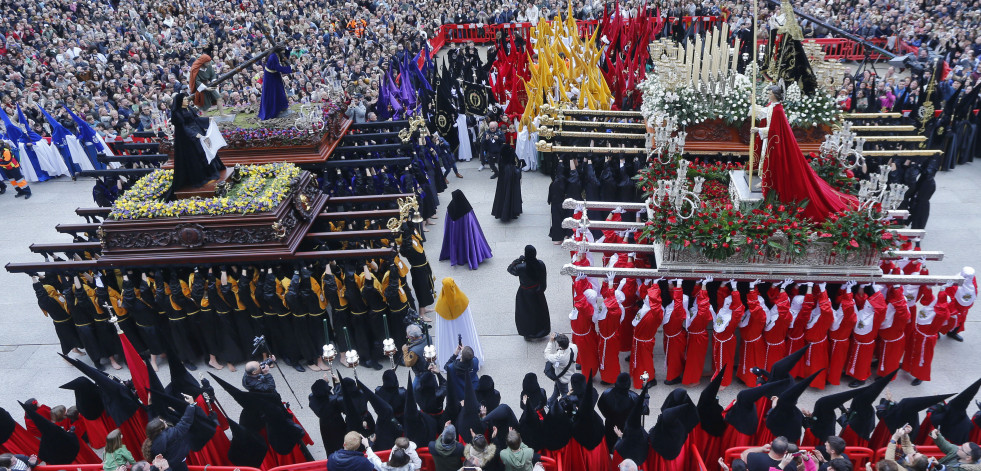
[1,157,979,459]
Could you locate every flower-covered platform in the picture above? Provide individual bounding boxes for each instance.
[97,163,326,264]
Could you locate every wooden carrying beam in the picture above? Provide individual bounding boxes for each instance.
[304,229,394,240]
[348,120,409,130]
[317,209,401,220]
[5,247,395,274]
[78,169,154,178]
[332,142,409,153]
[99,154,169,163]
[560,264,964,285]
[322,157,411,168]
[544,119,648,130]
[56,223,100,234]
[536,143,647,154]
[341,131,402,142]
[30,242,103,254]
[76,208,112,217]
[325,193,414,205]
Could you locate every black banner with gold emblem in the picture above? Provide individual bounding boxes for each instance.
[462,81,488,116]
[434,110,454,137]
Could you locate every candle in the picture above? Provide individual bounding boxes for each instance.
[343,326,353,351]
[323,319,330,343]
[732,38,741,75]
[383,313,391,340]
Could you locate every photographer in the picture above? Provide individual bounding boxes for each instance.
[243,357,277,393]
[929,429,981,471]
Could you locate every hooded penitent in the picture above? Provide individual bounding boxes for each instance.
[725,378,792,436]
[614,380,654,465]
[698,367,728,437]
[599,372,639,448]
[932,377,981,444]
[403,371,439,447]
[808,385,865,440]
[766,370,823,442]
[845,370,898,439]
[649,388,698,460]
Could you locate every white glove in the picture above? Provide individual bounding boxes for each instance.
[781,278,794,288]
[729,279,738,289]
[702,276,714,286]
[606,272,616,285]
[749,279,761,289]
[818,282,827,291]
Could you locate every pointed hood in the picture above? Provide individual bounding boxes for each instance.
[932,377,981,444]
[846,369,898,439]
[0,105,27,142]
[766,370,824,442]
[571,371,606,448]
[457,369,483,444]
[726,378,792,435]
[541,394,574,450]
[770,346,808,382]
[662,388,698,433]
[64,106,104,150]
[521,373,547,411]
[476,375,502,411]
[60,377,105,421]
[360,379,398,450]
[59,353,141,425]
[20,401,80,464]
[0,407,18,445]
[16,104,43,141]
[809,386,865,440]
[39,106,73,145]
[375,370,405,418]
[614,381,653,465]
[226,417,268,468]
[650,402,698,460]
[403,371,438,447]
[882,393,955,440]
[698,367,728,437]
[166,358,204,398]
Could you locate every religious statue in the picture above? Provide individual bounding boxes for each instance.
[189,51,225,114]
[748,84,857,222]
[167,93,226,198]
[258,47,293,120]
[750,83,785,174]
[762,0,818,96]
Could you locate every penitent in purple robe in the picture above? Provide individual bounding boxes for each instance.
[257,53,292,120]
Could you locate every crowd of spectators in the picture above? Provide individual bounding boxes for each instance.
[0,0,979,145]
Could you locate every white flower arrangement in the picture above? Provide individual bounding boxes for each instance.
[639,72,839,129]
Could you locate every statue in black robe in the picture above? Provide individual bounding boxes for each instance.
[169,93,224,198]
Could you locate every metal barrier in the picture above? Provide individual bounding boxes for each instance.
[429,16,722,53]
[36,466,261,471]
[754,37,917,61]
[433,20,916,61]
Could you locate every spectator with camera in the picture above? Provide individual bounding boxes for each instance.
[242,357,276,393]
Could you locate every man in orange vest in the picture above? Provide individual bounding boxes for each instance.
[0,143,31,199]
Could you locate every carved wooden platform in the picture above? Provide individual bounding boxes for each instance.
[97,171,326,264]
[162,116,353,168]
[172,167,235,199]
[673,119,828,155]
